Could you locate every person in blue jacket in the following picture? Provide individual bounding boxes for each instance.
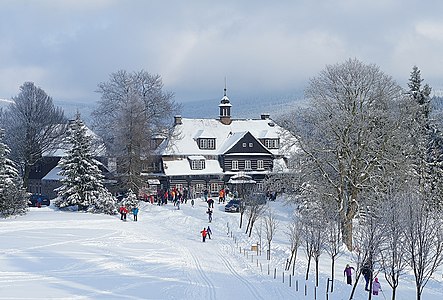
[132,207,139,221]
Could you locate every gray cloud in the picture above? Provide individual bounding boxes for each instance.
[1,0,442,105]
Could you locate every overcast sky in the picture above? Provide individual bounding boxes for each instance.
[1,0,443,105]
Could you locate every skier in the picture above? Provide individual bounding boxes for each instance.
[191,199,195,207]
[207,198,214,208]
[207,226,212,239]
[203,189,209,201]
[206,208,213,223]
[344,264,355,285]
[372,277,382,296]
[201,227,207,242]
[119,205,128,221]
[361,262,372,291]
[132,207,139,221]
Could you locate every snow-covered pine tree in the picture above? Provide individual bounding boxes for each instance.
[55,113,115,213]
[406,66,443,208]
[0,128,27,217]
[122,189,139,212]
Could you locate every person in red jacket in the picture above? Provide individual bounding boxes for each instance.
[201,228,208,242]
[119,205,128,221]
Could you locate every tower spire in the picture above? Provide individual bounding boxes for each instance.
[224,76,227,97]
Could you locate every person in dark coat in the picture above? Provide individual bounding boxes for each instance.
[344,264,355,285]
[207,226,212,239]
[361,263,372,291]
[206,208,213,222]
[207,198,214,208]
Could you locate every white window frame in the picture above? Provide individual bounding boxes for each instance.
[232,160,239,170]
[245,160,251,170]
[257,160,264,170]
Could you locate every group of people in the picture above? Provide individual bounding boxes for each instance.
[344,264,382,296]
[200,226,212,242]
[119,205,139,221]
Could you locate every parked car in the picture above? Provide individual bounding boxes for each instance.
[224,199,242,212]
[28,194,50,207]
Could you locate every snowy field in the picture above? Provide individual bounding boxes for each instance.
[1,198,443,300]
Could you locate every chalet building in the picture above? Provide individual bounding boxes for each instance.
[157,88,294,198]
[28,122,114,199]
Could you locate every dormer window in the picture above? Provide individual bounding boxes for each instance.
[198,138,216,150]
[263,138,279,149]
[188,156,206,170]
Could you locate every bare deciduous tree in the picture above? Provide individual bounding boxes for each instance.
[403,191,443,300]
[92,70,179,193]
[1,82,66,189]
[265,210,278,261]
[279,58,406,250]
[285,213,302,276]
[379,190,408,300]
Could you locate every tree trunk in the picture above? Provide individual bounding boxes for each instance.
[248,220,255,237]
[305,255,312,280]
[286,250,295,271]
[341,198,358,251]
[23,163,31,191]
[292,248,298,276]
[349,272,361,300]
[245,217,251,234]
[315,257,319,287]
[331,257,335,292]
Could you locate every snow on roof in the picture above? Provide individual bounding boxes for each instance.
[187,155,205,160]
[163,158,223,176]
[42,166,64,181]
[163,118,285,156]
[43,125,106,157]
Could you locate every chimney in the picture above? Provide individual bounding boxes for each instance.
[261,113,270,120]
[174,115,182,125]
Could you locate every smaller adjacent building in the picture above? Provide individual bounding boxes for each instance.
[28,121,114,199]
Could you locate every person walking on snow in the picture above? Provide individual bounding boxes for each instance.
[361,262,372,291]
[207,198,214,208]
[206,208,213,222]
[372,277,382,296]
[201,228,207,242]
[207,226,212,239]
[132,207,139,221]
[119,205,128,221]
[191,199,195,207]
[344,264,355,285]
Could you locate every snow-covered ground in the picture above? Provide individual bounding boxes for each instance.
[1,198,442,299]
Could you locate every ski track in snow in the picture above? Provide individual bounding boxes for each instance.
[217,247,264,300]
[189,249,217,300]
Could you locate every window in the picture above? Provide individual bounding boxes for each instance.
[198,138,216,149]
[245,160,251,170]
[257,160,264,170]
[264,139,279,149]
[242,143,247,147]
[199,139,207,149]
[249,143,253,147]
[232,160,239,170]
[210,183,219,193]
[191,160,205,170]
[194,183,204,193]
